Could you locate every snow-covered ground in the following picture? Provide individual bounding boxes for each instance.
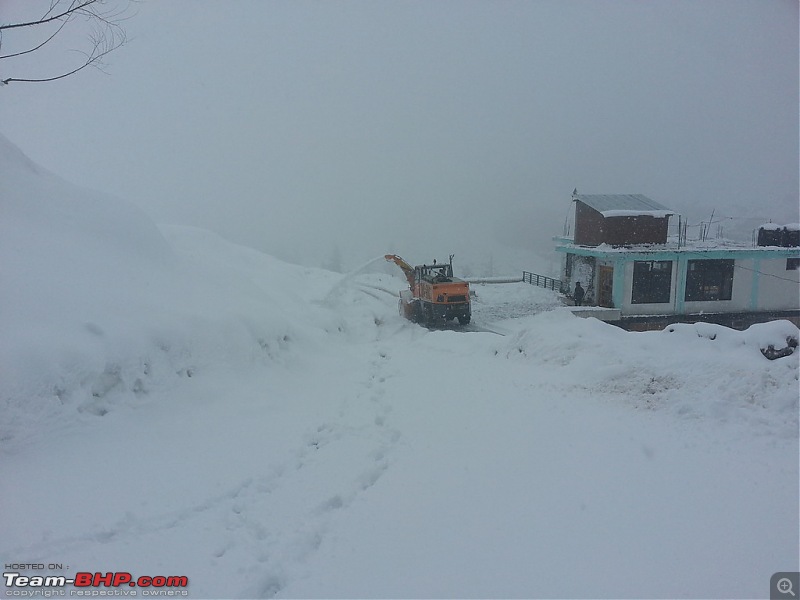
[1,133,798,599]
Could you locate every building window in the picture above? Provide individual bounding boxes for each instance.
[685,259,734,301]
[787,258,800,270]
[631,261,672,304]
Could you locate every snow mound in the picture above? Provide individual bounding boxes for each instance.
[665,319,799,359]
[0,134,382,448]
[498,310,800,436]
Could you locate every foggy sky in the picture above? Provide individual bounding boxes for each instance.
[2,0,798,271]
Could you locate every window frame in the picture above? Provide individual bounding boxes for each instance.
[630,260,673,304]
[684,259,735,302]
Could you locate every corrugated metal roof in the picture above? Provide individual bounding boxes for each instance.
[575,194,672,214]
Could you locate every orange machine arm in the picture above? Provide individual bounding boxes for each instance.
[384,254,415,289]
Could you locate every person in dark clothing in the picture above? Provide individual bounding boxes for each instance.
[573,281,585,306]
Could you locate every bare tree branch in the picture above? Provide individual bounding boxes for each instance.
[0,18,68,60]
[0,0,131,86]
[0,1,99,32]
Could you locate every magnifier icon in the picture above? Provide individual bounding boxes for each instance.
[778,578,796,597]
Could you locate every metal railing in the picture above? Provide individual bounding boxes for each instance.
[522,271,563,292]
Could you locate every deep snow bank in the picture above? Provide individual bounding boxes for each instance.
[498,310,800,437]
[0,134,363,448]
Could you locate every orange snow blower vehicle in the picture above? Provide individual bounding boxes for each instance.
[385,254,471,326]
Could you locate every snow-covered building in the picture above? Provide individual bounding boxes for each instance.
[556,192,800,330]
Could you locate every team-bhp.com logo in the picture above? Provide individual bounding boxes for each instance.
[4,570,189,597]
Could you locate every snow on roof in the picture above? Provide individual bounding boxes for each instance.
[575,194,673,217]
[600,209,673,219]
[761,223,800,231]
